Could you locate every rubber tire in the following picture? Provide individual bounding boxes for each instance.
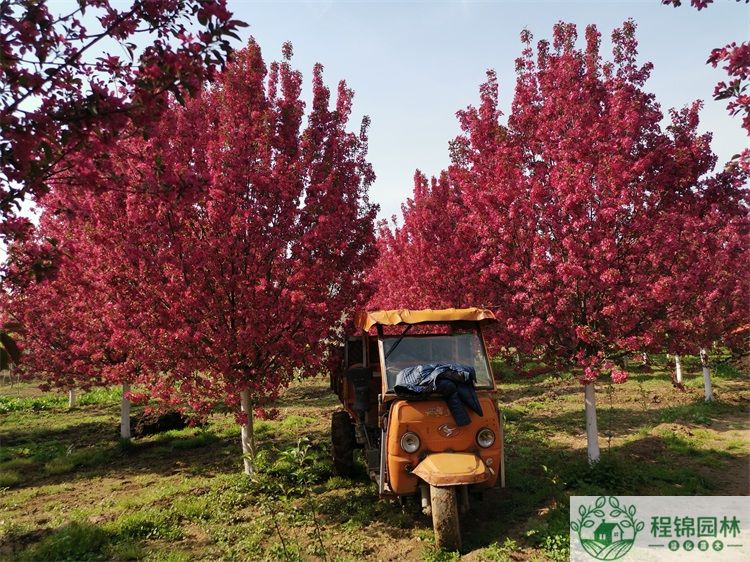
[331,411,356,477]
[430,485,461,551]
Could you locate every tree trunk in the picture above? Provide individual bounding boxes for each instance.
[68,388,76,409]
[674,354,683,384]
[584,383,600,464]
[240,389,256,476]
[120,382,131,439]
[700,348,713,402]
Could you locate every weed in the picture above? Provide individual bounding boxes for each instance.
[144,550,193,562]
[713,361,744,380]
[28,442,69,463]
[658,431,732,460]
[219,520,268,559]
[501,407,524,422]
[19,522,110,561]
[422,547,461,562]
[113,510,181,540]
[266,540,305,562]
[251,437,333,498]
[324,475,351,491]
[170,431,218,450]
[524,503,570,562]
[659,399,738,425]
[0,520,34,545]
[106,539,144,560]
[541,533,569,561]
[560,455,642,494]
[78,386,123,406]
[0,395,65,413]
[43,446,115,475]
[0,457,35,471]
[279,414,318,432]
[170,495,215,521]
[480,538,519,562]
[0,469,21,487]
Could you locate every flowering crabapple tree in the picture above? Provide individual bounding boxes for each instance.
[0,0,245,243]
[461,22,750,461]
[375,21,749,463]
[652,169,749,400]
[370,170,480,310]
[2,205,149,435]
[17,40,378,473]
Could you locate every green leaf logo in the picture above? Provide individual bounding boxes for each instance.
[571,496,644,561]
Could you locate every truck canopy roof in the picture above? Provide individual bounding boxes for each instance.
[354,308,496,332]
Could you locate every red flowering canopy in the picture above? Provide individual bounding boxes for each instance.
[370,170,480,310]
[6,40,378,421]
[372,21,750,383]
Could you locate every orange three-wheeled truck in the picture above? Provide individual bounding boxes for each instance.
[330,308,505,550]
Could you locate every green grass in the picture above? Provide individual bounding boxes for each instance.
[0,386,123,414]
[0,470,22,487]
[112,510,182,541]
[18,522,111,561]
[657,398,743,425]
[422,548,461,562]
[0,394,66,413]
[0,360,747,561]
[43,446,118,475]
[476,538,519,562]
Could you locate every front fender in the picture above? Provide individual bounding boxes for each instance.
[412,453,490,487]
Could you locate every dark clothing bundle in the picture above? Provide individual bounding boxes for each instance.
[394,363,483,426]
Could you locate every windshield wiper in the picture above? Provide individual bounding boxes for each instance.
[385,325,413,360]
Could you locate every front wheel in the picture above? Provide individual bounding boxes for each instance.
[430,484,461,551]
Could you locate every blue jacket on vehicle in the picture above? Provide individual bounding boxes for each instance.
[394,363,483,426]
[394,363,474,394]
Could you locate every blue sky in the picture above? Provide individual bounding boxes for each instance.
[230,0,748,221]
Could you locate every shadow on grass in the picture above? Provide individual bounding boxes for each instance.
[310,424,742,556]
[2,416,119,449]
[0,422,239,490]
[275,381,341,409]
[3,520,152,562]
[1,410,337,492]
[452,422,745,552]
[515,396,748,441]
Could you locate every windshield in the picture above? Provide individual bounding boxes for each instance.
[380,331,493,391]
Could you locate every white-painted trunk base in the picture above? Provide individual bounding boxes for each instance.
[700,349,713,402]
[68,389,76,409]
[584,383,600,464]
[120,382,131,439]
[674,354,683,384]
[240,389,256,476]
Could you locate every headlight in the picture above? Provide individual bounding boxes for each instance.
[476,427,495,448]
[400,431,421,453]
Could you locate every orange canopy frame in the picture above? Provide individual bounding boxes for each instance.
[354,307,496,332]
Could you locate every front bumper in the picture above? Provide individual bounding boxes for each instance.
[412,452,489,486]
